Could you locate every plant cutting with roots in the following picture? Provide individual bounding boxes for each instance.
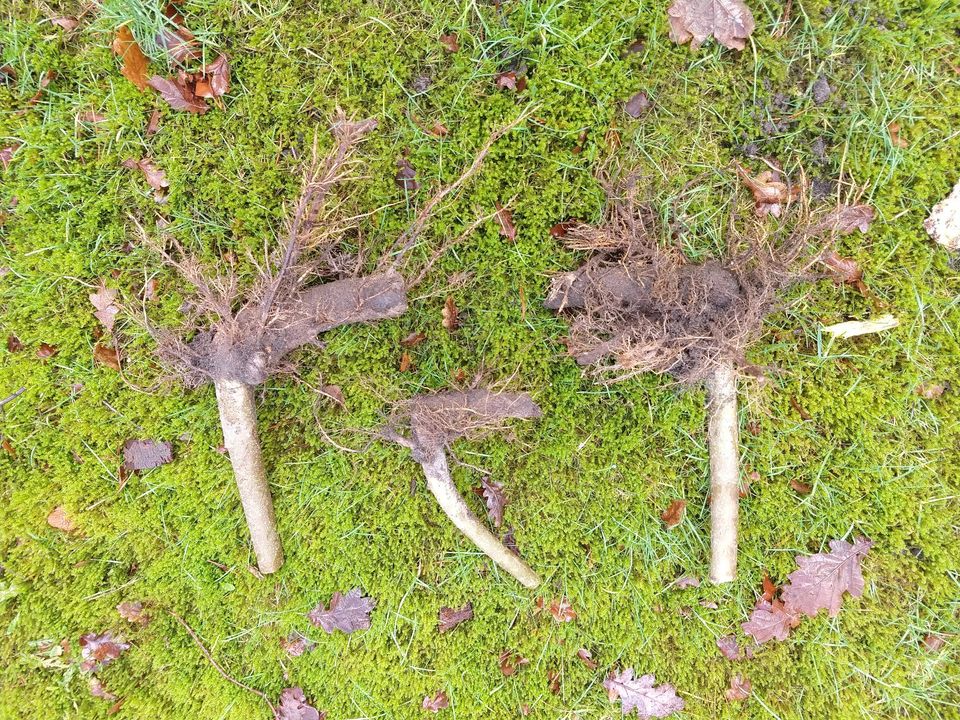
[147,109,526,574]
[381,388,542,588]
[545,168,863,583]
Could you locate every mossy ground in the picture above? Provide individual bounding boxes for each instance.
[2,0,959,717]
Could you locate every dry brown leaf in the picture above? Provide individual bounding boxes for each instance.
[916,383,945,400]
[51,16,80,31]
[789,478,812,495]
[548,597,577,623]
[121,157,170,201]
[400,331,426,348]
[625,92,652,118]
[888,122,908,149]
[89,282,120,333]
[47,505,77,533]
[440,33,459,52]
[116,600,151,626]
[37,343,59,359]
[499,649,529,676]
[145,109,162,136]
[399,351,413,372]
[148,75,208,114]
[667,0,755,50]
[94,344,122,371]
[725,674,751,701]
[494,202,516,241]
[112,26,150,91]
[576,647,598,669]
[438,602,473,633]
[736,163,798,217]
[442,296,459,332]
[661,499,686,528]
[422,691,449,712]
[7,334,23,352]
[0,144,20,170]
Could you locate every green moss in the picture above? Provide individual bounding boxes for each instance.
[1,0,959,717]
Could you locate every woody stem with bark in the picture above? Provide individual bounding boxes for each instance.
[214,379,283,574]
[706,360,740,584]
[419,447,541,589]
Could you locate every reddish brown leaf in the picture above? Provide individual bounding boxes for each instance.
[736,163,798,217]
[89,678,117,702]
[122,439,173,471]
[742,598,802,643]
[37,343,59,359]
[495,71,517,90]
[122,157,170,201]
[498,650,529,676]
[116,600,150,626]
[1,438,14,458]
[789,395,811,421]
[661,499,686,528]
[422,692,449,712]
[725,674,751,701]
[308,588,375,634]
[94,344,122,371]
[923,634,946,652]
[438,602,473,633]
[761,572,777,602]
[821,204,875,235]
[51,16,80,31]
[195,54,230,98]
[89,282,120,333]
[145,109,162,136]
[0,144,20,170]
[820,250,862,285]
[548,597,577,623]
[399,351,413,372]
[441,296,459,332]
[395,157,419,192]
[79,632,129,672]
[604,669,685,716]
[781,538,873,618]
[625,92,652,118]
[47,505,77,533]
[281,632,316,657]
[667,0,755,50]
[576,647,598,669]
[276,687,325,720]
[888,122,908,149]
[112,26,150,91]
[494,202,516,241]
[916,383,945,400]
[716,634,741,661]
[156,18,202,64]
[549,220,578,238]
[6,334,23,352]
[546,669,561,694]
[789,478,812,495]
[473,476,506,528]
[148,75,208,114]
[400,331,426,348]
[440,33,459,53]
[673,575,700,589]
[78,110,108,124]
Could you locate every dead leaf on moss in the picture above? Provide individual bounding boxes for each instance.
[422,692,449,712]
[625,92,652,118]
[148,75,208,114]
[89,282,120,333]
[7,334,23,352]
[395,157,419,192]
[51,16,80,31]
[499,649,529,676]
[438,602,473,633]
[495,203,516,241]
[122,439,173,471]
[308,588,375,634]
[47,505,77,533]
[89,678,117,702]
[79,632,129,672]
[741,599,801,643]
[474,476,506,528]
[0,144,20,170]
[725,674,751,701]
[888,122,908,149]
[821,204,875,235]
[916,383,945,400]
[789,478,812,495]
[548,597,577,623]
[822,315,898,338]
[661,499,686,528]
[440,33,459,52]
[667,0,755,50]
[116,600,151,626]
[37,343,58,359]
[113,26,150,91]
[780,537,873,618]
[576,647,598,669]
[275,687,324,720]
[442,296,459,332]
[736,163,798,217]
[121,157,170,201]
[400,331,426,348]
[94,344,122,371]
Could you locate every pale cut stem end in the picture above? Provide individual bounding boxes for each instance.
[706,362,740,584]
[420,448,541,589]
[214,380,284,574]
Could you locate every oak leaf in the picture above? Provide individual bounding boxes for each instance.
[548,597,577,623]
[603,669,684,717]
[474,477,506,528]
[79,632,129,672]
[716,634,741,660]
[660,499,686,528]
[821,204,875,235]
[422,692,449,712]
[438,602,473,633]
[667,0,755,51]
[780,538,872,617]
[725,674,751,701]
[116,600,150,626]
[275,687,324,720]
[148,75,208,114]
[741,599,801,643]
[498,649,529,676]
[308,588,375,634]
[113,26,150,91]
[122,440,173,471]
[441,296,459,332]
[89,282,120,333]
[121,158,169,201]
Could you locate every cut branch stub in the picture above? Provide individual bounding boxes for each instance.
[385,389,542,588]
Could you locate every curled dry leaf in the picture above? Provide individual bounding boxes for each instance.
[549,219,578,238]
[37,342,59,359]
[498,649,529,676]
[781,538,873,618]
[789,478,812,495]
[395,157,419,192]
[577,647,598,669]
[79,632,130,672]
[195,54,230,99]
[145,109,162,136]
[820,250,867,295]
[888,122,908,149]
[495,71,517,90]
[440,33,459,52]
[116,600,150,626]
[438,602,473,633]
[113,26,150,91]
[400,331,426,348]
[308,588,375,634]
[547,669,561,694]
[121,158,169,201]
[821,204,875,235]
[275,687,324,720]
[494,203,516,241]
[548,597,577,623]
[661,499,686,528]
[474,477,506,528]
[7,334,24,352]
[122,439,173,472]
[604,669,685,718]
[667,0,755,51]
[422,692,449,712]
[736,163,798,217]
[148,75,208,114]
[916,383,945,400]
[725,674,751,701]
[47,505,77,533]
[441,296,459,332]
[51,16,80,31]
[822,315,898,338]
